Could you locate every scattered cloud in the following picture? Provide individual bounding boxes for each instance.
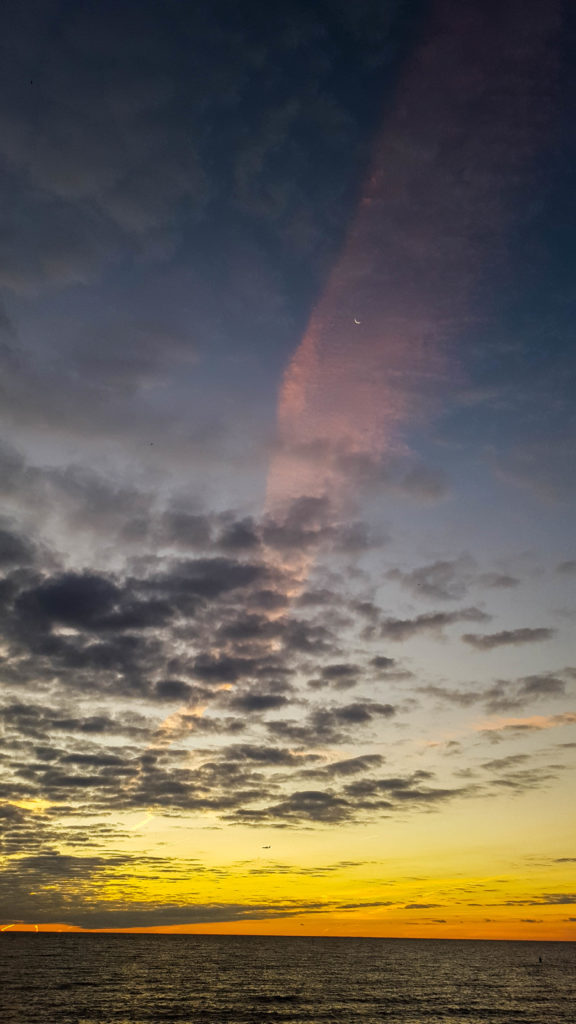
[376,608,490,642]
[478,712,576,743]
[463,628,556,650]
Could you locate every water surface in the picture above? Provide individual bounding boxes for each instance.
[1,935,574,1023]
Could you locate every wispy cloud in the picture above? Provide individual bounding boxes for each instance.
[463,628,556,651]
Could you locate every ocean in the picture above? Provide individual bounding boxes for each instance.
[1,935,574,1023]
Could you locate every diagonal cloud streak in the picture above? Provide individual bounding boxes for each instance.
[267,0,559,512]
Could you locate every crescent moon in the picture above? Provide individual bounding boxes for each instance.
[353,317,361,325]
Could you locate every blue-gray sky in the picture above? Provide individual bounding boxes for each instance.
[0,0,574,937]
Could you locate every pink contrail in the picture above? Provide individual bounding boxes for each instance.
[267,0,559,512]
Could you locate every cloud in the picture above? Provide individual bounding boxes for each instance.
[478,712,576,743]
[315,663,359,689]
[463,627,556,650]
[404,903,442,909]
[482,760,564,794]
[420,667,572,715]
[0,703,151,741]
[418,685,482,709]
[480,754,530,772]
[230,790,353,825]
[376,607,489,642]
[482,673,569,713]
[0,841,379,927]
[153,680,205,703]
[266,702,397,748]
[159,512,213,550]
[0,524,37,568]
[217,745,319,768]
[370,655,397,670]
[228,693,290,713]
[386,558,523,603]
[517,675,567,699]
[324,755,385,777]
[478,573,520,590]
[387,558,472,601]
[343,772,470,808]
[503,894,576,906]
[0,834,399,927]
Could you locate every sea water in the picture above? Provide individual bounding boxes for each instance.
[1,934,574,1023]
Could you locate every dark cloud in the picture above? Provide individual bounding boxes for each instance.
[282,618,337,656]
[518,674,567,699]
[370,655,397,670]
[418,685,482,708]
[247,589,291,613]
[216,517,261,553]
[0,524,36,568]
[387,559,522,602]
[0,703,149,740]
[220,744,319,767]
[420,669,571,714]
[463,627,556,650]
[375,607,489,642]
[321,663,358,681]
[159,512,212,550]
[336,901,393,910]
[148,557,270,602]
[153,679,205,703]
[296,588,340,608]
[387,559,470,601]
[503,894,576,906]
[0,840,373,926]
[267,701,396,748]
[0,548,284,700]
[343,771,468,808]
[478,573,520,590]
[0,451,155,545]
[482,758,564,794]
[324,754,385,776]
[228,693,289,713]
[0,832,399,926]
[16,572,123,630]
[307,662,359,690]
[230,789,353,825]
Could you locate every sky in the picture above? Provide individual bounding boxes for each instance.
[0,0,574,939]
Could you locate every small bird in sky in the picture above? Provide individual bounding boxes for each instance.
[262,845,271,849]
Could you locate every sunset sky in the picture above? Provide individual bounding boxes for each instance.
[0,0,574,939]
